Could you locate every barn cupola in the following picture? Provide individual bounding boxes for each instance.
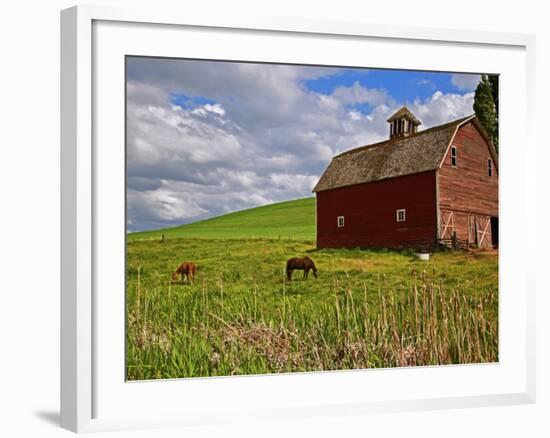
[387,106,422,139]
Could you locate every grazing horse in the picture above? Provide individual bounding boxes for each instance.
[286,256,318,281]
[172,262,197,285]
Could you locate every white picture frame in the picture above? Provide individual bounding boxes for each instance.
[60,4,536,433]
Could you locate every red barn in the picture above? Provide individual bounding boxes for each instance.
[313,107,498,250]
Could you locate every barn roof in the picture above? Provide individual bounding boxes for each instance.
[313,115,476,193]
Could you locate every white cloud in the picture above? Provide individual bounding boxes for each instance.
[410,91,475,128]
[270,173,319,194]
[451,73,481,91]
[331,81,388,106]
[127,185,208,225]
[192,103,226,117]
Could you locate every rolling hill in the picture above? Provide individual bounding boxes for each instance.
[129,197,316,241]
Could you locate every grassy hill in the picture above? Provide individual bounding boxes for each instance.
[129,197,316,241]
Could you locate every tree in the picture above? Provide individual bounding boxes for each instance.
[488,75,499,116]
[474,75,498,151]
[488,75,499,148]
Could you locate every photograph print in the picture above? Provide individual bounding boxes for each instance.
[126,56,499,380]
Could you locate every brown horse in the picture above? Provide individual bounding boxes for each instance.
[286,256,317,281]
[172,262,197,285]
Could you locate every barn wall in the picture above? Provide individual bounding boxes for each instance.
[438,121,498,248]
[316,171,438,249]
[438,121,498,216]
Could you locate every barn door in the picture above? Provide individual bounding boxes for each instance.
[468,215,492,248]
[476,216,491,248]
[439,209,454,240]
[468,214,475,245]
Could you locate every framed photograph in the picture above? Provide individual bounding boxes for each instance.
[61,5,536,433]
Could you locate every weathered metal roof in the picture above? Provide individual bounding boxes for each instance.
[313,115,474,193]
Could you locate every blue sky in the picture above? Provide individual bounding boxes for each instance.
[169,94,217,109]
[305,68,466,105]
[126,58,481,231]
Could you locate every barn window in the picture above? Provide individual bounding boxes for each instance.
[337,216,345,227]
[396,209,406,222]
[451,146,457,167]
[488,158,493,176]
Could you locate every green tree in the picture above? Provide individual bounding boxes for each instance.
[474,75,498,151]
[488,75,499,116]
[488,75,499,147]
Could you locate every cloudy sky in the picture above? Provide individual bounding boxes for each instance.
[126,57,481,232]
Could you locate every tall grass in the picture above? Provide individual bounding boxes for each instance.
[126,242,498,380]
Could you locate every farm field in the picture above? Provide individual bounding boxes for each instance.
[129,197,316,241]
[126,236,498,380]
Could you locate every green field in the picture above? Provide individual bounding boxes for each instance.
[129,197,316,240]
[127,199,498,380]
